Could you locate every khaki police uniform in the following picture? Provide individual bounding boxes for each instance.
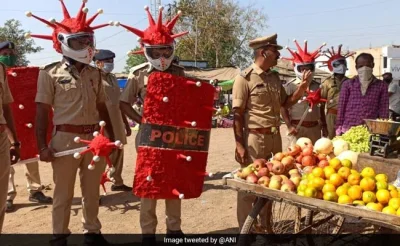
[35,59,107,234]
[0,63,12,232]
[321,75,347,139]
[283,79,322,150]
[102,72,127,186]
[8,161,43,202]
[233,57,288,230]
[120,62,184,234]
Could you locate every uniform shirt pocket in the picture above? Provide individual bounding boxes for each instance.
[55,77,79,102]
[250,83,270,107]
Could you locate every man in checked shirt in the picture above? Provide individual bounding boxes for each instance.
[336,53,389,135]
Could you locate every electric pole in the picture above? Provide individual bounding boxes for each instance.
[150,0,162,17]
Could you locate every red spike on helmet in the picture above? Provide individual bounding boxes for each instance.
[25,0,110,53]
[322,44,356,72]
[117,5,188,47]
[284,39,326,65]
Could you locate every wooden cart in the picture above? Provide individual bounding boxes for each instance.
[223,154,400,245]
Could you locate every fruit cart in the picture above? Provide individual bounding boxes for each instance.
[222,160,400,245]
[364,119,400,158]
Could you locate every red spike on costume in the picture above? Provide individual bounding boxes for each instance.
[86,9,103,26]
[157,7,164,31]
[337,44,342,55]
[54,21,71,32]
[322,44,355,72]
[119,23,145,38]
[166,11,182,31]
[27,13,56,29]
[91,23,110,30]
[144,6,156,26]
[28,34,53,40]
[284,39,326,65]
[76,0,87,22]
[59,0,71,19]
[304,40,308,54]
[294,40,304,56]
[171,32,189,39]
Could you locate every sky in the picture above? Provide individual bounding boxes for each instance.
[0,0,398,72]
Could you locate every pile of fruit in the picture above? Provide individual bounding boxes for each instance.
[333,125,371,153]
[234,158,301,192]
[297,158,400,216]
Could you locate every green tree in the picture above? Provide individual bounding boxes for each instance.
[124,46,147,73]
[0,19,43,66]
[172,0,268,68]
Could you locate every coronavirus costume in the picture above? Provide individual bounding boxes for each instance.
[117,5,215,200]
[322,44,355,74]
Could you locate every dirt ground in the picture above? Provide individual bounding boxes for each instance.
[5,127,289,234]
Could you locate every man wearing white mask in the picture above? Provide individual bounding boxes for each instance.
[336,53,389,135]
[93,49,132,192]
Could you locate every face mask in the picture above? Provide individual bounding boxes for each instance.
[102,63,114,73]
[357,66,373,96]
[61,43,95,65]
[144,45,175,71]
[333,64,346,75]
[0,55,17,67]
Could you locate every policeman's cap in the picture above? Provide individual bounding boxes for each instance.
[0,41,15,51]
[249,34,283,50]
[93,49,115,61]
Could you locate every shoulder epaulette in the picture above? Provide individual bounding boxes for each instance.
[40,61,60,70]
[129,62,150,74]
[240,67,253,78]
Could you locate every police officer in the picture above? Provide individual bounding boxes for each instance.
[0,41,52,213]
[232,34,312,233]
[0,43,20,233]
[27,2,114,245]
[281,40,327,150]
[93,49,132,191]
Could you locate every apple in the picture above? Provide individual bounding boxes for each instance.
[266,162,274,172]
[287,144,302,157]
[281,156,295,171]
[269,180,281,190]
[255,167,269,178]
[273,152,285,162]
[302,155,316,167]
[253,159,266,170]
[295,154,303,164]
[270,175,283,183]
[246,173,258,184]
[290,176,301,187]
[241,166,254,178]
[303,166,314,174]
[281,182,296,192]
[257,176,270,187]
[290,173,301,179]
[272,161,285,175]
[288,169,300,176]
[302,147,314,156]
[317,160,329,168]
[280,175,289,182]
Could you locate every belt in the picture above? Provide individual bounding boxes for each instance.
[56,124,99,134]
[249,127,279,135]
[0,124,6,133]
[327,108,338,115]
[291,120,319,128]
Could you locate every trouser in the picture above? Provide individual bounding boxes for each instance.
[389,110,400,122]
[109,149,124,186]
[237,131,282,232]
[50,131,106,235]
[7,162,42,201]
[283,124,322,151]
[326,113,337,140]
[0,132,11,233]
[134,129,182,234]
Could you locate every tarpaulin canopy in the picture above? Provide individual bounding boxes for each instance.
[217,79,234,91]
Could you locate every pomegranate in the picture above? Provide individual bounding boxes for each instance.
[302,147,314,156]
[273,152,285,162]
[287,144,302,157]
[302,155,316,167]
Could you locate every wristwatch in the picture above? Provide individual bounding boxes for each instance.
[11,141,21,147]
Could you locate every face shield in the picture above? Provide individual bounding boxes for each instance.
[144,44,175,71]
[294,63,315,81]
[58,32,96,64]
[332,59,347,74]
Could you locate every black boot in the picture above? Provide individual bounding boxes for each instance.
[29,191,53,204]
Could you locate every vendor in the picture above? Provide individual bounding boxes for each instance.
[215,102,230,126]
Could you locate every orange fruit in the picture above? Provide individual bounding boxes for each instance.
[363,191,377,203]
[389,184,397,191]
[323,191,338,202]
[353,200,365,206]
[376,181,388,190]
[297,184,307,193]
[375,174,388,183]
[360,177,376,192]
[390,189,399,199]
[338,194,353,204]
[342,183,352,189]
[382,206,397,215]
[348,173,361,186]
[338,167,351,180]
[322,183,336,194]
[350,169,359,175]
[389,198,400,210]
[366,202,383,212]
[312,167,325,179]
[323,166,336,179]
[348,185,363,200]
[341,159,353,169]
[307,174,315,181]
[336,185,349,197]
[302,174,308,180]
[330,173,344,187]
[361,167,376,179]
[329,158,342,171]
[305,187,318,198]
[310,177,325,191]
[376,190,391,205]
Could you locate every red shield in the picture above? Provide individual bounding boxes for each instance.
[134,72,215,199]
[7,67,53,161]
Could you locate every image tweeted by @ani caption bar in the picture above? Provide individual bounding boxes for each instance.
[164,236,237,245]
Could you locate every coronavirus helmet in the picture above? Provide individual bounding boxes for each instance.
[284,39,326,79]
[116,6,188,71]
[24,0,111,64]
[322,45,355,75]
